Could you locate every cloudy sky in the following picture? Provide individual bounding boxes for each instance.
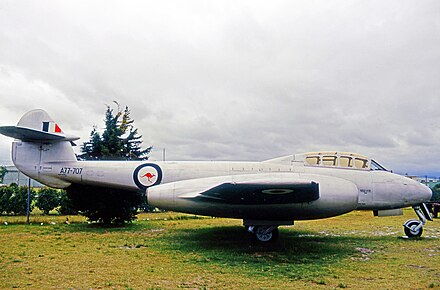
[0,0,439,176]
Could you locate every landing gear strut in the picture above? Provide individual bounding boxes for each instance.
[403,203,433,238]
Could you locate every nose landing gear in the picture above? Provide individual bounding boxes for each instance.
[403,204,433,238]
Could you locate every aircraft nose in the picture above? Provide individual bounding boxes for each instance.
[419,183,433,202]
[403,178,433,206]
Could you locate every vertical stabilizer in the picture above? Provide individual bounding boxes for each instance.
[18,109,63,133]
[0,109,79,188]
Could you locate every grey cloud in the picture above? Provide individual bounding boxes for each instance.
[0,1,439,176]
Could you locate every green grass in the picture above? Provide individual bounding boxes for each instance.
[1,209,440,289]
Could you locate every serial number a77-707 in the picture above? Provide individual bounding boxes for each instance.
[59,167,83,175]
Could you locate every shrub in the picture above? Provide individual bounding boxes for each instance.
[431,184,440,202]
[36,187,60,215]
[58,189,78,215]
[0,185,13,214]
[7,184,35,215]
[66,184,144,225]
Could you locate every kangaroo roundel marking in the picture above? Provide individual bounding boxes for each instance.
[133,163,162,190]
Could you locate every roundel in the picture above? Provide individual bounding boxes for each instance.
[133,163,163,190]
[261,189,294,195]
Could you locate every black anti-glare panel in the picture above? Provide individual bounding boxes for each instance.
[197,182,319,205]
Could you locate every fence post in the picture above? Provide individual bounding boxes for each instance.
[26,178,31,225]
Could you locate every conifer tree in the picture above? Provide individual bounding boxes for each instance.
[80,102,151,160]
[80,126,103,160]
[73,102,152,224]
[120,106,151,160]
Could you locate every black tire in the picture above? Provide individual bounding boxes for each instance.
[404,220,423,238]
[254,226,279,242]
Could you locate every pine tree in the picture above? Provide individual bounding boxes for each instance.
[80,102,151,160]
[101,105,123,159]
[120,106,151,160]
[74,102,152,224]
[80,126,103,160]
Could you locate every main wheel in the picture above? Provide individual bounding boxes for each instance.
[404,220,423,238]
[254,226,279,242]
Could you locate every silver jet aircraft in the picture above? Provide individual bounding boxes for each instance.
[0,109,433,242]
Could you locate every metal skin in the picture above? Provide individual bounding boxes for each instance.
[0,109,433,242]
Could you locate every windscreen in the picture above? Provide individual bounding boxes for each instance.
[370,160,387,171]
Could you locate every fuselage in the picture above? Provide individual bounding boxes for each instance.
[14,145,431,215]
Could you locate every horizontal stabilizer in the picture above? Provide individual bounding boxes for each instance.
[0,126,79,142]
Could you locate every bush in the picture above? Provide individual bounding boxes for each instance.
[36,187,60,215]
[58,189,78,215]
[431,184,440,202]
[66,184,144,225]
[0,185,13,214]
[11,185,36,215]
[0,184,35,215]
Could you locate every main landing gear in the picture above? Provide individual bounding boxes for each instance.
[244,220,293,242]
[403,203,433,238]
[247,225,279,242]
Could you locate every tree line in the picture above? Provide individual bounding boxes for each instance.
[0,184,153,216]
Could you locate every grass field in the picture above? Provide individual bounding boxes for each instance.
[1,209,440,289]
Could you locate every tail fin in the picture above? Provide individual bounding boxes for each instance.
[0,109,79,188]
[0,109,79,142]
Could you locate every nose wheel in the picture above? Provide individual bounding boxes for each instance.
[403,219,423,238]
[403,204,432,238]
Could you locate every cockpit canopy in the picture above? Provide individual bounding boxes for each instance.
[301,151,387,171]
